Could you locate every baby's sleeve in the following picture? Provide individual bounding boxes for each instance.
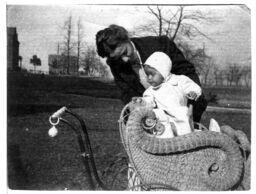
[179,75,202,97]
[143,89,156,107]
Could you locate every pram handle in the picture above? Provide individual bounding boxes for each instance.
[51,106,67,118]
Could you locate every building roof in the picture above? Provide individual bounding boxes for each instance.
[7,27,17,35]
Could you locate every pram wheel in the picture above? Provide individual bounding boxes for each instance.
[101,154,128,190]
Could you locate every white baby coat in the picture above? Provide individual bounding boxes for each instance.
[143,74,202,138]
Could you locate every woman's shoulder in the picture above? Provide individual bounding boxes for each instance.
[131,35,170,44]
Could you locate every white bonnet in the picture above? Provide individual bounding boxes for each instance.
[144,52,172,79]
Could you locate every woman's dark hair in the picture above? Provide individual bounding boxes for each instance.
[96,24,129,58]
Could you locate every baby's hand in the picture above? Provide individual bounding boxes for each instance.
[132,97,144,104]
[129,97,147,111]
[186,91,199,101]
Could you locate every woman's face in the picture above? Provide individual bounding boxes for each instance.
[144,65,164,87]
[105,41,137,63]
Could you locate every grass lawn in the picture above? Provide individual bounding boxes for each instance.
[8,97,126,190]
[204,86,251,108]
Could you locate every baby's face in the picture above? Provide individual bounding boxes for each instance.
[144,65,164,87]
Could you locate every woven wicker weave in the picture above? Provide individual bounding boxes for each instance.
[119,105,251,191]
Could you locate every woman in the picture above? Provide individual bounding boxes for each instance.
[95,24,207,123]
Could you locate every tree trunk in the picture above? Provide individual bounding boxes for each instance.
[66,16,72,74]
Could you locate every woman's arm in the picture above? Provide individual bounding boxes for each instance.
[108,60,144,104]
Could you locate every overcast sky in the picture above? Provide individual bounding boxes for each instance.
[6,4,251,73]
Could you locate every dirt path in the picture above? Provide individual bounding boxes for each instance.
[206,106,251,114]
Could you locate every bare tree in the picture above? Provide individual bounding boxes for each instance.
[225,69,233,87]
[225,63,243,86]
[212,63,225,86]
[224,69,231,86]
[81,47,109,77]
[212,64,220,86]
[234,66,243,87]
[241,66,251,88]
[201,57,214,86]
[76,17,84,74]
[62,15,74,74]
[134,6,218,41]
[147,6,164,36]
[218,71,224,86]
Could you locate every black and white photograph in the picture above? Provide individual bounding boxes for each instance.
[4,1,252,192]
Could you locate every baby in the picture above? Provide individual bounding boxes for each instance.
[134,52,202,138]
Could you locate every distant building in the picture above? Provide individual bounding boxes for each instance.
[48,54,78,75]
[7,27,20,71]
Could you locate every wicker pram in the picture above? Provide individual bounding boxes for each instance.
[119,104,251,191]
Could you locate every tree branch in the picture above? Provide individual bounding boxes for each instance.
[171,6,183,41]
